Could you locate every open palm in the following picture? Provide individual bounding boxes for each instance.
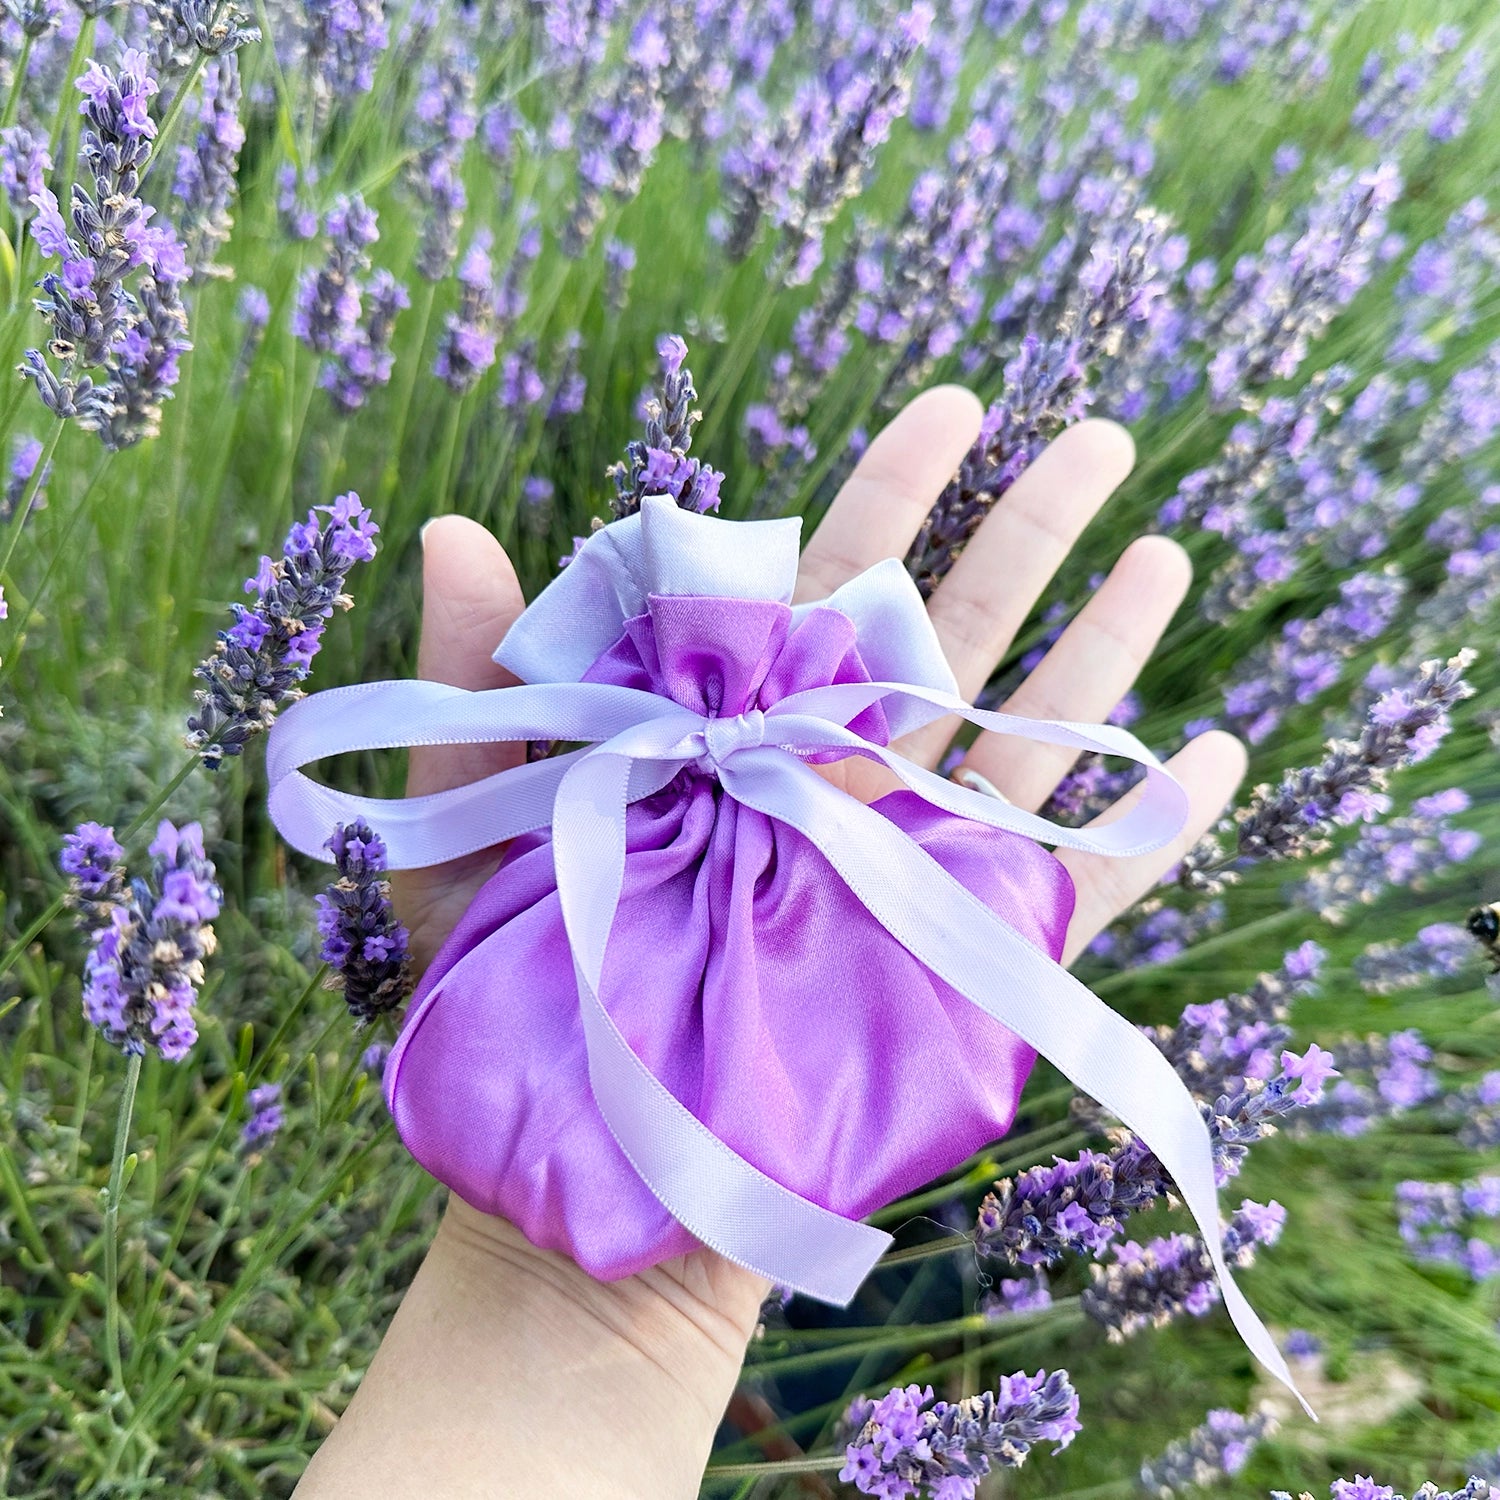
[396,386,1244,974]
[331,388,1249,1499]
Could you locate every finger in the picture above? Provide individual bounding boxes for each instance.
[407,515,527,799]
[899,419,1137,769]
[961,535,1192,811]
[793,385,984,605]
[1057,729,1247,967]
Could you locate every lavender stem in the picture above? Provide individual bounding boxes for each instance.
[0,417,65,585]
[0,35,33,129]
[138,51,211,192]
[103,1051,143,1400]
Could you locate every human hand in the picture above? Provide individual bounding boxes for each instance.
[297,387,1246,1498]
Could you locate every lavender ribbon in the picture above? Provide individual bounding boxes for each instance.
[265,497,1309,1413]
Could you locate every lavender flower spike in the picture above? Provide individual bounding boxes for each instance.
[1181,650,1476,887]
[606,334,724,520]
[1140,1407,1276,1495]
[172,55,247,279]
[65,820,221,1062]
[241,1083,284,1148]
[21,46,187,436]
[1083,1200,1284,1340]
[186,493,380,768]
[840,1371,1081,1496]
[907,209,1171,596]
[1204,164,1401,407]
[977,1139,1171,1267]
[315,820,412,1025]
[59,820,126,921]
[1277,1477,1491,1500]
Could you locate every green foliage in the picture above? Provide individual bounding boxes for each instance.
[2,0,1500,1495]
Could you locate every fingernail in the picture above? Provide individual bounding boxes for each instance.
[419,518,436,548]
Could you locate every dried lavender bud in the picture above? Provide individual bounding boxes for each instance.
[315,820,412,1026]
[70,820,221,1062]
[186,493,380,768]
[840,1371,1081,1496]
[1140,1407,1276,1495]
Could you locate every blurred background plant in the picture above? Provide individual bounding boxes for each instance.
[2,0,1500,1495]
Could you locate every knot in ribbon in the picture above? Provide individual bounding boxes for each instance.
[264,496,1308,1414]
[698,707,767,772]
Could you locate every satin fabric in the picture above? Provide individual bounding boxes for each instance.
[385,594,1073,1279]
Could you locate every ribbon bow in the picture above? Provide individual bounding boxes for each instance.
[266,496,1307,1412]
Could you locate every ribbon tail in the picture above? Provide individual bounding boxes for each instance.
[551,736,893,1305]
[723,748,1313,1417]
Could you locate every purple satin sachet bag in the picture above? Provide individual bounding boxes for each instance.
[265,494,1307,1408]
[386,589,1074,1280]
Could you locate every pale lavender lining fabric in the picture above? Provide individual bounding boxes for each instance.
[265,497,1308,1413]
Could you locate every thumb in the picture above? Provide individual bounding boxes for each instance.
[407,514,528,799]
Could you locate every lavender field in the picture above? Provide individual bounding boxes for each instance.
[2,1,1500,1495]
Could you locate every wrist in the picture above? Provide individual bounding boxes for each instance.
[432,1198,766,1496]
[295,1195,766,1499]
[435,1193,769,1386]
